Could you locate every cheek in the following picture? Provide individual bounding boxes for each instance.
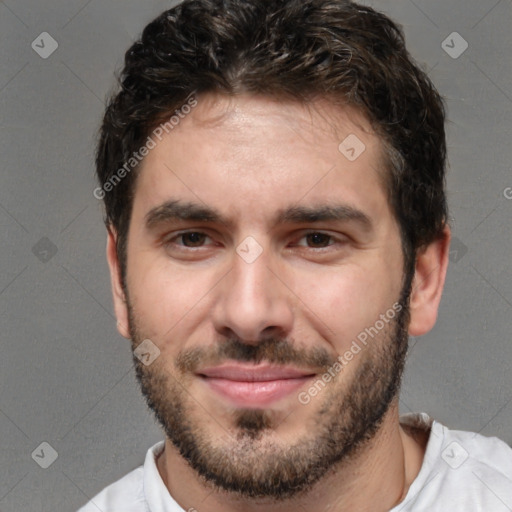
[291,263,398,347]
[127,256,213,339]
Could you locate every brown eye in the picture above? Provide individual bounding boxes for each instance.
[179,232,207,247]
[305,233,332,248]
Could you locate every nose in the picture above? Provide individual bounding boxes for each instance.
[211,244,294,344]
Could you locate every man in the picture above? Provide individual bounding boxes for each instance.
[80,0,512,510]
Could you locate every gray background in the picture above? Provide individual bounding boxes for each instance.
[1,0,511,510]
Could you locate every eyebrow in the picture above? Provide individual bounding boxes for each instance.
[145,199,232,230]
[275,204,372,230]
[144,199,372,232]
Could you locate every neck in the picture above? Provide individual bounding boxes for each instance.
[157,403,427,512]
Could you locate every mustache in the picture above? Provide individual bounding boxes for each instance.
[175,337,338,374]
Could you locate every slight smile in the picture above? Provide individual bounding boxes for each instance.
[197,363,317,408]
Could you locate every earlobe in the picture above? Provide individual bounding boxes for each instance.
[408,225,451,337]
[106,228,131,339]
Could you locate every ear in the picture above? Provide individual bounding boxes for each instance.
[408,225,451,337]
[106,227,131,339]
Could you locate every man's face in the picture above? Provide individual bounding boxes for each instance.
[117,94,411,498]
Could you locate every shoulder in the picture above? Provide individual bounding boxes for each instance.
[432,422,512,509]
[76,466,145,512]
[397,413,512,511]
[401,412,512,477]
[439,421,512,481]
[76,441,165,512]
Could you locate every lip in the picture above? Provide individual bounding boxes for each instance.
[197,363,316,408]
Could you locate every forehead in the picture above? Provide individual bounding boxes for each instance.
[131,93,392,230]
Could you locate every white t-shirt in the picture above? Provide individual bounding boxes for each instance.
[77,413,512,511]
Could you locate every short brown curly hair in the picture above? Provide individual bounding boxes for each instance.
[96,0,447,284]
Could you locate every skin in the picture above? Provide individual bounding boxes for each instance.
[106,93,450,512]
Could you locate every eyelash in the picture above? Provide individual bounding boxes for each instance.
[163,231,342,251]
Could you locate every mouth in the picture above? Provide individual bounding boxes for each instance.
[196,363,317,408]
